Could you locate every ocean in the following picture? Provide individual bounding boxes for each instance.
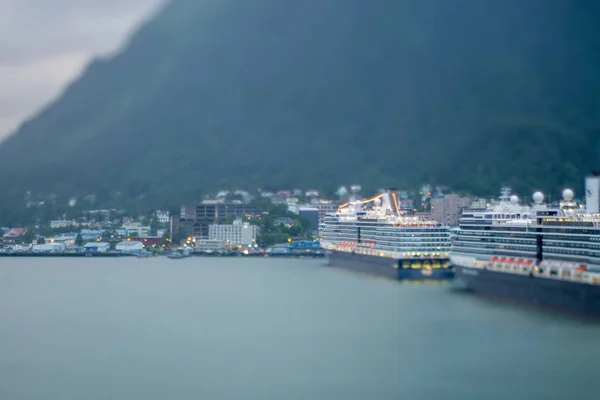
[0,257,598,399]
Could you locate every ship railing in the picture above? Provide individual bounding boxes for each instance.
[525,264,600,285]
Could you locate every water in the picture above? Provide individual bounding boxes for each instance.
[0,257,598,400]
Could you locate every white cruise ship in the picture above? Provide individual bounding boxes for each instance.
[451,183,600,316]
[319,190,453,280]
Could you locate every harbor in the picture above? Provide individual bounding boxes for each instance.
[0,249,325,259]
[1,256,598,400]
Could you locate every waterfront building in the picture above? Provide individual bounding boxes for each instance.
[209,219,259,246]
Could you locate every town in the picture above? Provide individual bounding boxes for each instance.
[1,184,493,257]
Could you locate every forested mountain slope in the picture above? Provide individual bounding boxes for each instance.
[0,0,598,208]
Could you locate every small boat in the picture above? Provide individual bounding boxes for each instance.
[168,252,187,259]
[167,247,192,259]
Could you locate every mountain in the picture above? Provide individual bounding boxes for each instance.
[0,0,599,210]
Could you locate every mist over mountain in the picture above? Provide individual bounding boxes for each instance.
[0,0,598,209]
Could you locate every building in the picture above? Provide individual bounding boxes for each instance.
[299,207,319,232]
[208,219,259,246]
[415,212,433,221]
[2,227,27,241]
[130,237,162,247]
[155,210,170,224]
[310,200,339,225]
[469,198,488,210]
[32,243,66,252]
[50,220,74,229]
[173,202,262,238]
[88,209,111,221]
[288,240,320,250]
[586,173,600,213]
[124,223,151,238]
[430,194,471,226]
[115,241,144,252]
[400,199,414,213]
[275,217,295,227]
[194,239,227,251]
[50,233,77,246]
[82,242,110,252]
[80,229,103,241]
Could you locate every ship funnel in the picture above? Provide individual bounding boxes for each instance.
[587,173,600,213]
[380,188,401,216]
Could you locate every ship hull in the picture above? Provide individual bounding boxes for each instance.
[455,266,600,317]
[326,250,454,281]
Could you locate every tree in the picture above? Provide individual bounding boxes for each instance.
[36,237,46,244]
[23,227,35,244]
[75,233,84,246]
[173,226,188,245]
[160,230,171,247]
[223,214,238,224]
[150,218,160,236]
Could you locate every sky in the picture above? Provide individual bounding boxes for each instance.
[0,0,164,141]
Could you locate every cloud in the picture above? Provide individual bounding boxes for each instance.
[0,0,164,141]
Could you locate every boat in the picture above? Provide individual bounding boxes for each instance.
[450,184,600,317]
[319,190,453,280]
[167,247,192,259]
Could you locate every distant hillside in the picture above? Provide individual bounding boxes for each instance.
[0,0,598,210]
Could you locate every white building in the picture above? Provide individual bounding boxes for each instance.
[194,239,227,251]
[50,220,74,229]
[82,242,110,252]
[50,233,77,246]
[586,173,600,213]
[32,243,66,252]
[155,210,170,224]
[208,219,259,246]
[124,222,151,238]
[116,241,145,252]
[469,198,488,210]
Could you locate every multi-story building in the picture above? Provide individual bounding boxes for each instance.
[124,222,151,238]
[50,220,74,229]
[154,210,170,224]
[208,219,259,246]
[310,200,339,225]
[299,207,319,232]
[469,198,488,210]
[430,194,471,226]
[172,201,262,238]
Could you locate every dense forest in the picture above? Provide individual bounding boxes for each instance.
[0,0,598,219]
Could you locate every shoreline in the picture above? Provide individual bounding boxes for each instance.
[0,251,326,258]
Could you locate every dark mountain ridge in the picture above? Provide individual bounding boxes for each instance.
[0,0,598,209]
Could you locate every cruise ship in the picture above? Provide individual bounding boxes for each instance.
[319,191,453,280]
[451,183,600,317]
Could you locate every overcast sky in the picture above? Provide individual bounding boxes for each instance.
[0,0,164,141]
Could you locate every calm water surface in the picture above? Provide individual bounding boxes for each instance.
[0,257,598,399]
